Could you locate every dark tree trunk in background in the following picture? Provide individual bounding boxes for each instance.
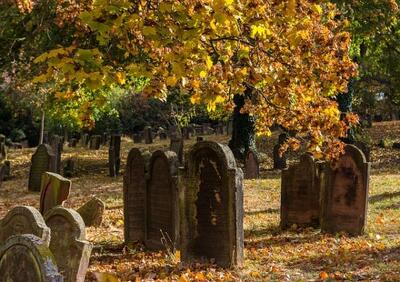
[337,78,355,143]
[229,89,256,160]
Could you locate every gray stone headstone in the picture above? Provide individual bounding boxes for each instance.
[0,206,51,246]
[63,158,77,177]
[44,207,92,282]
[144,126,153,144]
[244,149,260,179]
[320,145,370,235]
[170,137,184,164]
[77,197,105,227]
[0,234,62,282]
[109,135,121,177]
[28,144,56,192]
[40,172,71,215]
[179,141,244,267]
[89,135,101,150]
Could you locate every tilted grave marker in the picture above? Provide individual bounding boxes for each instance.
[244,149,260,179]
[28,144,56,192]
[77,197,105,227]
[39,172,71,215]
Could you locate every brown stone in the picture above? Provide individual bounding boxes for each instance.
[39,172,71,215]
[44,207,92,282]
[28,144,56,192]
[179,141,244,267]
[244,149,259,179]
[77,197,105,227]
[320,145,370,235]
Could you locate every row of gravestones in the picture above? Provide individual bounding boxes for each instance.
[123,141,244,267]
[281,144,370,235]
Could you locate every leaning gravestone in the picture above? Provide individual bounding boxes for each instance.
[44,207,92,282]
[0,206,51,246]
[28,144,56,192]
[170,137,184,164]
[0,234,62,282]
[281,154,321,229]
[145,150,179,250]
[244,149,260,179]
[123,148,147,244]
[179,141,244,267]
[39,172,71,215]
[320,145,370,235]
[77,197,105,227]
[89,135,101,150]
[144,126,153,144]
[50,135,62,174]
[109,134,121,177]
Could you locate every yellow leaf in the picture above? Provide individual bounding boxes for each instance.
[179,274,190,282]
[312,4,323,15]
[93,272,119,282]
[206,55,213,70]
[199,70,207,78]
[166,75,178,87]
[143,26,157,36]
[319,271,329,280]
[194,272,206,281]
[115,72,126,84]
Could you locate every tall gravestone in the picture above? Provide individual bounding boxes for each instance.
[50,135,62,174]
[182,127,191,140]
[144,126,153,144]
[0,234,62,282]
[40,172,71,215]
[80,133,89,147]
[89,135,101,150]
[0,134,6,161]
[179,141,244,267]
[28,144,56,192]
[273,133,288,170]
[123,148,148,244]
[320,145,370,235]
[44,207,92,282]
[109,134,121,177]
[133,133,143,143]
[244,149,260,179]
[281,154,322,229]
[0,206,51,246]
[170,137,184,165]
[145,150,179,250]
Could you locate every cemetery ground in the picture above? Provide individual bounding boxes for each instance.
[1,124,400,281]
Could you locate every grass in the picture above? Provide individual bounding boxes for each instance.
[1,123,400,281]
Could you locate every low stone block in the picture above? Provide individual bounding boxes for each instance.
[39,172,71,215]
[77,197,105,227]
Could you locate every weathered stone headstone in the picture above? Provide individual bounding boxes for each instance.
[145,150,179,250]
[159,129,168,140]
[50,135,62,174]
[196,136,204,142]
[123,148,147,244]
[43,131,49,144]
[0,234,62,282]
[108,134,121,177]
[144,126,153,144]
[80,133,89,147]
[68,138,78,148]
[273,133,288,170]
[215,124,224,135]
[63,158,77,177]
[133,133,143,143]
[0,206,50,246]
[0,134,7,161]
[320,145,370,235]
[179,141,244,267]
[170,137,184,164]
[281,154,321,229]
[28,144,56,192]
[182,127,191,140]
[39,172,71,215]
[227,120,233,136]
[244,149,260,179]
[77,197,105,227]
[44,207,92,282]
[102,133,109,145]
[89,135,101,150]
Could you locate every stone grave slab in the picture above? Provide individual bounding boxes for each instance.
[40,172,71,215]
[28,144,56,192]
[77,197,105,227]
[244,149,260,179]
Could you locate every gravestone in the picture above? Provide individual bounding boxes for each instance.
[144,126,153,144]
[50,135,62,174]
[77,197,105,227]
[182,127,191,140]
[0,206,51,246]
[168,125,178,138]
[0,134,7,161]
[133,133,143,143]
[63,158,77,177]
[215,124,224,135]
[68,138,78,148]
[40,172,71,215]
[196,136,204,142]
[320,145,370,235]
[281,154,321,229]
[0,234,62,282]
[227,120,233,135]
[123,148,147,244]
[42,131,49,144]
[44,207,92,282]
[273,133,288,170]
[179,141,244,267]
[28,144,56,192]
[159,130,168,140]
[244,149,260,179]
[170,137,184,164]
[109,134,121,177]
[102,133,109,145]
[80,134,89,147]
[89,135,101,150]
[145,150,179,250]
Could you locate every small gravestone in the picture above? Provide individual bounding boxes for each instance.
[39,172,71,215]
[159,130,168,140]
[244,149,260,179]
[45,207,92,282]
[273,133,288,170]
[281,154,321,229]
[50,135,62,174]
[144,126,153,144]
[215,124,224,135]
[28,144,56,192]
[63,158,77,177]
[320,145,370,235]
[109,134,121,177]
[0,206,51,246]
[68,138,78,147]
[77,197,105,227]
[170,137,184,164]
[0,134,7,161]
[102,133,109,145]
[43,131,49,144]
[182,127,191,140]
[196,136,204,142]
[123,148,147,244]
[193,125,203,135]
[145,150,179,250]
[180,141,244,267]
[133,133,143,143]
[0,234,62,282]
[89,135,101,150]
[80,134,89,147]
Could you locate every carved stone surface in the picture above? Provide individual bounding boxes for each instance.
[109,134,121,177]
[144,126,153,144]
[28,144,56,192]
[281,154,322,229]
[40,172,71,215]
[77,197,105,227]
[321,145,370,235]
[89,135,101,150]
[170,137,184,165]
[145,150,179,250]
[123,148,147,244]
[0,234,62,282]
[180,141,244,267]
[0,206,50,246]
[244,149,259,179]
[45,207,92,282]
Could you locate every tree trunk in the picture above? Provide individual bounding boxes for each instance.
[39,110,45,145]
[228,89,256,160]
